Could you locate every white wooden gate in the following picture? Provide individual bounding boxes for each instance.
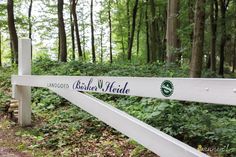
[11,39,236,157]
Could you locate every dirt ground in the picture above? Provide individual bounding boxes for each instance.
[0,114,32,157]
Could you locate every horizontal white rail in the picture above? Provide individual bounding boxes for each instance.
[51,88,209,157]
[12,75,236,106]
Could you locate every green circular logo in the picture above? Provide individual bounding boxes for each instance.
[161,80,174,97]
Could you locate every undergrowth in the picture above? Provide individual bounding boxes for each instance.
[0,59,235,156]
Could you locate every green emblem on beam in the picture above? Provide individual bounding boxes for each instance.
[161,80,174,97]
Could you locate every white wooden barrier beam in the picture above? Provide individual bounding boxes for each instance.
[51,88,209,157]
[12,39,31,126]
[12,75,236,106]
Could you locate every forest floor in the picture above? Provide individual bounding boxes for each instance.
[0,113,53,157]
[0,114,31,157]
[0,112,158,157]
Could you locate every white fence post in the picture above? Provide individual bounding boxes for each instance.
[12,39,31,126]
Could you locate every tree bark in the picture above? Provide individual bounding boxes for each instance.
[233,38,236,73]
[70,1,75,60]
[71,0,83,59]
[190,0,205,78]
[28,0,33,58]
[127,0,131,51]
[100,26,103,63]
[108,0,112,64]
[58,0,67,62]
[146,0,150,63]
[81,9,86,60]
[219,0,230,77]
[137,1,143,56]
[166,0,179,64]
[28,0,33,39]
[149,0,161,62]
[127,0,139,61]
[210,0,218,72]
[0,31,2,67]
[7,0,18,64]
[91,0,96,63]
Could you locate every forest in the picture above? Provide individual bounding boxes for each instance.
[0,0,236,156]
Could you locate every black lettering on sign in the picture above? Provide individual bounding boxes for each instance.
[47,83,69,89]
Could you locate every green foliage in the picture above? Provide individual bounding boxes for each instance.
[0,61,235,156]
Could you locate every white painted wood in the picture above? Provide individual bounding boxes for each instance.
[12,75,236,106]
[18,39,31,75]
[16,39,32,126]
[50,88,209,157]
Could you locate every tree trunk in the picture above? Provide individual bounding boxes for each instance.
[7,0,18,64]
[100,27,103,63]
[81,9,86,60]
[127,0,131,51]
[166,0,179,64]
[0,31,2,67]
[28,0,33,39]
[210,0,218,72]
[137,1,143,56]
[219,0,230,77]
[149,0,160,62]
[161,7,167,62]
[28,0,33,58]
[10,42,14,64]
[233,38,236,73]
[190,0,205,78]
[91,0,96,63]
[108,0,112,64]
[146,0,150,63]
[127,0,139,61]
[70,1,75,60]
[58,0,67,62]
[72,0,83,59]
[233,3,236,73]
[58,31,60,61]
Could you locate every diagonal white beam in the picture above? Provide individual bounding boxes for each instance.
[50,88,209,157]
[12,75,236,106]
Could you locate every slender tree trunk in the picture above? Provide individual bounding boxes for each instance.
[70,1,75,60]
[0,31,2,67]
[232,36,236,73]
[91,0,96,63]
[233,3,236,73]
[28,0,33,39]
[72,0,83,59]
[81,8,86,60]
[58,31,60,61]
[149,0,160,62]
[166,0,179,64]
[7,0,18,64]
[146,0,150,63]
[58,0,67,62]
[210,0,218,72]
[219,0,230,77]
[127,0,139,61]
[137,1,143,56]
[28,0,33,58]
[161,7,167,62]
[190,0,206,78]
[108,0,112,64]
[127,0,131,50]
[100,27,103,63]
[10,42,14,64]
